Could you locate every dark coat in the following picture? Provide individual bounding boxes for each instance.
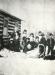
[22,37,27,47]
[13,38,20,52]
[47,38,54,48]
[9,40,14,51]
[39,37,46,47]
[29,41,36,50]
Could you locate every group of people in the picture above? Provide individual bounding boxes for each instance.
[0,31,20,52]
[21,30,55,58]
[8,31,20,52]
[0,29,55,58]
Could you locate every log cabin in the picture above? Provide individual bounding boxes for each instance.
[0,10,22,50]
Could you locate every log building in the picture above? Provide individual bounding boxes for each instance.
[0,10,22,49]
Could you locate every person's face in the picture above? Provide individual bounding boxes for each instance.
[35,38,39,42]
[39,36,42,41]
[50,35,52,38]
[30,36,34,41]
[39,36,42,39]
[27,39,30,42]
[24,31,27,34]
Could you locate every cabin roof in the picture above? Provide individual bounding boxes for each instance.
[0,9,22,21]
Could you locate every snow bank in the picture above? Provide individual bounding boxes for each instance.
[0,48,55,75]
[0,48,39,58]
[26,47,39,58]
[0,48,27,58]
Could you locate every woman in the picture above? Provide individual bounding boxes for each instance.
[13,31,20,52]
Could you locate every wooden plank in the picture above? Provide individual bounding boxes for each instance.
[8,27,14,30]
[0,27,3,30]
[0,31,3,34]
[8,29,14,31]
[8,20,15,23]
[0,34,2,36]
[0,25,3,27]
[0,18,4,21]
[8,30,13,33]
[0,21,3,24]
[3,37,8,39]
[0,15,4,18]
[8,21,15,25]
[8,24,14,27]
[0,30,3,31]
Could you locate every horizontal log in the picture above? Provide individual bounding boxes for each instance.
[0,21,3,24]
[0,30,3,31]
[8,21,15,25]
[8,30,13,33]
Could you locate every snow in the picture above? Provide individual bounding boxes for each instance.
[0,48,55,75]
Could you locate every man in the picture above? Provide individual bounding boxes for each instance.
[9,36,14,51]
[38,32,46,57]
[21,30,27,53]
[35,36,39,48]
[47,33,54,56]
[29,33,35,50]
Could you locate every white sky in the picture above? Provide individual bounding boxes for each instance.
[0,0,55,33]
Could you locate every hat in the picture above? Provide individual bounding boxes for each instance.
[27,38,30,40]
[36,36,39,38]
[49,33,53,36]
[39,33,44,36]
[38,31,42,33]
[30,33,34,37]
[41,33,44,36]
[23,29,27,33]
[38,31,42,36]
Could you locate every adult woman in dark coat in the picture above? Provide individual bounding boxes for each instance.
[13,31,20,52]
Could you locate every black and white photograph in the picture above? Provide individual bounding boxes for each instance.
[0,0,55,75]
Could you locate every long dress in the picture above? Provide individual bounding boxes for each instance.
[13,38,20,52]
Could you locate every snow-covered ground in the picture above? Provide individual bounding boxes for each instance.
[0,48,55,75]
